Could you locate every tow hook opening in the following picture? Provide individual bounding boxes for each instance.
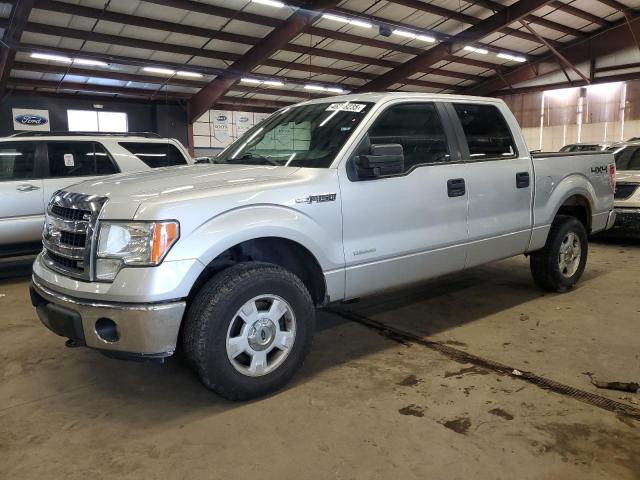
[95,318,120,343]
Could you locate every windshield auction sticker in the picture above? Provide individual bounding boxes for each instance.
[326,103,367,113]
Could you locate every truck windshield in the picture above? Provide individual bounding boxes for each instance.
[613,145,640,170]
[215,101,373,168]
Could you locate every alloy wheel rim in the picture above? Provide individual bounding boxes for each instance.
[226,295,296,377]
[558,232,581,278]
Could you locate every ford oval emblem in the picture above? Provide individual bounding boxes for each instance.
[15,114,48,126]
[239,116,249,122]
[216,115,227,121]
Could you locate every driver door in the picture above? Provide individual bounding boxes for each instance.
[339,101,470,299]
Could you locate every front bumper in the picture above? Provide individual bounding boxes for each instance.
[613,207,640,230]
[31,276,186,357]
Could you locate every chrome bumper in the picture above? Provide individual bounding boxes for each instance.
[31,276,186,357]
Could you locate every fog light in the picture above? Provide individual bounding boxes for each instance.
[95,318,119,343]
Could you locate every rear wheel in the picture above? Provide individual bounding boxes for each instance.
[183,262,315,400]
[530,215,588,293]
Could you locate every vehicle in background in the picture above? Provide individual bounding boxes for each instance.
[605,141,640,229]
[560,142,614,153]
[0,132,191,258]
[31,93,616,400]
[194,155,219,164]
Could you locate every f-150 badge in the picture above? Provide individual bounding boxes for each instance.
[296,193,337,204]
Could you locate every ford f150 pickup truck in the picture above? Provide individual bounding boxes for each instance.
[30,93,617,400]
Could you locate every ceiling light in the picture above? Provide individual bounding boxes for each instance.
[322,13,372,28]
[263,80,284,87]
[143,67,176,75]
[177,71,203,78]
[31,52,72,63]
[241,78,262,84]
[73,58,108,66]
[464,46,488,54]
[392,30,435,42]
[251,0,285,7]
[497,52,526,62]
[304,85,326,91]
[327,87,345,93]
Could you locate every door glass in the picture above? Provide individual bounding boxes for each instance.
[118,142,187,167]
[94,143,119,174]
[0,142,37,180]
[614,146,640,170]
[47,142,100,177]
[453,103,517,160]
[366,103,450,173]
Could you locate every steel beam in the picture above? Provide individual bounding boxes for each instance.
[466,14,640,95]
[0,0,36,94]
[356,0,555,92]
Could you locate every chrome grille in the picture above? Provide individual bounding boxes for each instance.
[42,191,108,280]
[615,183,637,200]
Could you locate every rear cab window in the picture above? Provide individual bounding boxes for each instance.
[46,142,119,177]
[0,142,37,180]
[452,103,517,160]
[119,142,187,168]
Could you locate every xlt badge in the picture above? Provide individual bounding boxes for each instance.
[295,193,337,204]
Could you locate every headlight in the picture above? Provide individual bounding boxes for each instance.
[95,221,179,280]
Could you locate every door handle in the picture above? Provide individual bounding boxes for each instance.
[516,172,530,189]
[16,184,40,192]
[447,178,466,197]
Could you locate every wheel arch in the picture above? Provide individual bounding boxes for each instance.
[188,236,328,306]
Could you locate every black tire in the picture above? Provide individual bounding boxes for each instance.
[183,262,315,401]
[529,215,588,293]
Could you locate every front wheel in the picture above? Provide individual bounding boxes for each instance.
[183,262,316,400]
[529,215,588,293]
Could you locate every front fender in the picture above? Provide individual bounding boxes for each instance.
[168,204,344,273]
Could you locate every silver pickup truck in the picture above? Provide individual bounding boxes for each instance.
[30,93,616,400]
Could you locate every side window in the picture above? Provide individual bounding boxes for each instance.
[0,142,37,180]
[47,142,116,177]
[614,146,640,171]
[118,142,187,168]
[366,102,451,173]
[453,103,517,160]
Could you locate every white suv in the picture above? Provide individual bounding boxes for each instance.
[0,132,191,258]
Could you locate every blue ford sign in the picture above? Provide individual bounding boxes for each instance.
[15,113,48,126]
[216,115,227,122]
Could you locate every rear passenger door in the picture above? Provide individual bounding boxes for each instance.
[42,141,119,204]
[340,101,469,298]
[0,141,45,253]
[447,102,533,267]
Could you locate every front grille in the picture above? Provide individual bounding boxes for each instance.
[45,251,83,273]
[43,191,107,280]
[60,230,87,247]
[51,204,91,221]
[615,183,638,200]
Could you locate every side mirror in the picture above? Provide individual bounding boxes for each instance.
[355,144,404,179]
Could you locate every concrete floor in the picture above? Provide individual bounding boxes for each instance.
[2,233,639,479]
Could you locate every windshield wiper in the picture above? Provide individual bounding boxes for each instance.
[227,152,279,166]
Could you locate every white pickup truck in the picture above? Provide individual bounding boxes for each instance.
[31,93,616,400]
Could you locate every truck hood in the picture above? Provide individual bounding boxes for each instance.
[616,170,640,184]
[67,164,300,199]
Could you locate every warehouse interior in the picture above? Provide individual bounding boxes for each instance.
[1,0,640,479]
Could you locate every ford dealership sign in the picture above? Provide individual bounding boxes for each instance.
[12,108,51,131]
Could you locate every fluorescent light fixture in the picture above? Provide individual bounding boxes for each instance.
[251,0,284,7]
[143,67,176,75]
[241,78,262,84]
[327,87,345,93]
[241,78,284,87]
[497,52,526,62]
[392,30,434,42]
[321,13,372,28]
[177,71,203,78]
[464,46,488,54]
[73,58,108,66]
[263,80,284,87]
[304,85,326,91]
[31,52,72,63]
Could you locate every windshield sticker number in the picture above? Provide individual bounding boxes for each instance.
[326,103,367,113]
